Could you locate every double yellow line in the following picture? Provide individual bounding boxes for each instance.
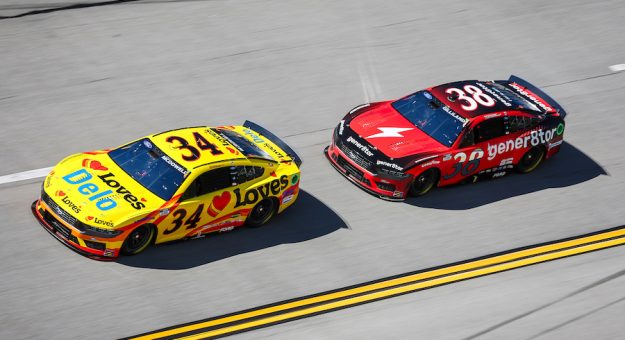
[126,225,625,340]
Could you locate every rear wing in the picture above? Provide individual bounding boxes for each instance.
[243,121,303,168]
[508,75,567,119]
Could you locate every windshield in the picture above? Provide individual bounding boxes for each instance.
[214,128,273,160]
[109,139,188,200]
[391,91,468,147]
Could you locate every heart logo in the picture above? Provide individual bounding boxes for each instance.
[226,147,238,154]
[82,158,108,171]
[270,171,277,177]
[141,197,147,202]
[56,190,66,197]
[212,191,231,211]
[86,216,94,221]
[89,160,108,171]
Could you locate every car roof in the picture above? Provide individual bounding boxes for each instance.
[429,80,543,119]
[149,126,247,171]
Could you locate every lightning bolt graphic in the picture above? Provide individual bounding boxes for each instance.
[365,127,414,139]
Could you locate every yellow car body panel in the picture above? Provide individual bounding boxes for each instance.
[33,124,301,259]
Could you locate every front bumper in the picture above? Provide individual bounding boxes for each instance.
[31,199,120,260]
[324,145,408,201]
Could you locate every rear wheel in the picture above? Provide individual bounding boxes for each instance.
[246,198,277,227]
[121,224,154,255]
[409,169,438,197]
[517,146,545,174]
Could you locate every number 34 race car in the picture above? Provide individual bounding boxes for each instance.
[325,75,566,201]
[32,121,302,260]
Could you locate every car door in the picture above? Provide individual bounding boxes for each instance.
[472,115,522,177]
[158,166,237,242]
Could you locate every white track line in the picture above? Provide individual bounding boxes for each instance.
[0,167,53,185]
[609,64,625,72]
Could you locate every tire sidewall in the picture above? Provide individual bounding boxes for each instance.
[121,224,154,255]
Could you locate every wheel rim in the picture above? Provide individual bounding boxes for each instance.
[520,148,543,172]
[126,225,151,253]
[413,170,435,195]
[250,199,275,224]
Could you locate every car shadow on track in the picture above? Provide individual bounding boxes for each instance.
[116,190,348,270]
[405,142,607,210]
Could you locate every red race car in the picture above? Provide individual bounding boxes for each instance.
[325,75,566,201]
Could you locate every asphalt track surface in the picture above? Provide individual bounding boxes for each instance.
[1,1,624,339]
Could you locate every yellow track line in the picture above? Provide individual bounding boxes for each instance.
[128,227,625,340]
[180,236,625,340]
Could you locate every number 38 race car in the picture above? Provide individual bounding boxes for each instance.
[325,75,566,200]
[32,121,302,260]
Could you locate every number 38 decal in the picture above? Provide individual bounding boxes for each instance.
[445,85,495,111]
[443,149,484,179]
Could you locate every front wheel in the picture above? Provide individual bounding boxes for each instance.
[517,146,545,174]
[409,169,438,197]
[121,224,155,255]
[246,198,277,227]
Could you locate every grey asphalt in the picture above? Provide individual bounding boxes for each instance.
[1,0,624,339]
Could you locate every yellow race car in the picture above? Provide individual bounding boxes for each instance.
[32,121,302,260]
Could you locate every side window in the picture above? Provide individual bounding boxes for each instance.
[474,118,505,143]
[459,128,475,148]
[234,166,265,184]
[508,115,542,133]
[182,167,235,200]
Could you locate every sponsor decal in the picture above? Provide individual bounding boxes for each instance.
[159,208,170,216]
[207,191,231,217]
[338,120,345,135]
[443,154,452,161]
[93,217,114,228]
[82,159,108,171]
[492,171,506,178]
[476,82,512,107]
[234,175,288,207]
[483,113,502,120]
[392,191,403,198]
[442,105,469,125]
[219,226,235,232]
[376,160,403,171]
[60,195,81,214]
[486,125,563,160]
[548,140,563,149]
[346,136,374,156]
[280,185,298,205]
[420,160,441,168]
[242,129,264,144]
[103,249,115,257]
[365,127,414,139]
[161,155,188,176]
[291,174,299,185]
[508,83,553,112]
[263,142,286,159]
[62,169,146,211]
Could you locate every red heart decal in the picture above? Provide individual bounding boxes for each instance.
[89,160,108,171]
[56,190,66,197]
[141,197,147,202]
[226,147,238,154]
[270,171,277,177]
[212,191,231,211]
[86,216,94,221]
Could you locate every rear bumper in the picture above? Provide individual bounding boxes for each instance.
[324,145,408,201]
[31,199,119,260]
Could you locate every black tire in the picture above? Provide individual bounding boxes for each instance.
[409,169,439,197]
[517,146,545,174]
[121,224,155,256]
[246,198,277,228]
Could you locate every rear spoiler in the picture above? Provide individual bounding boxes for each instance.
[508,75,567,119]
[243,121,303,168]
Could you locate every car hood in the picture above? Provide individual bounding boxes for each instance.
[348,101,448,159]
[42,152,165,227]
